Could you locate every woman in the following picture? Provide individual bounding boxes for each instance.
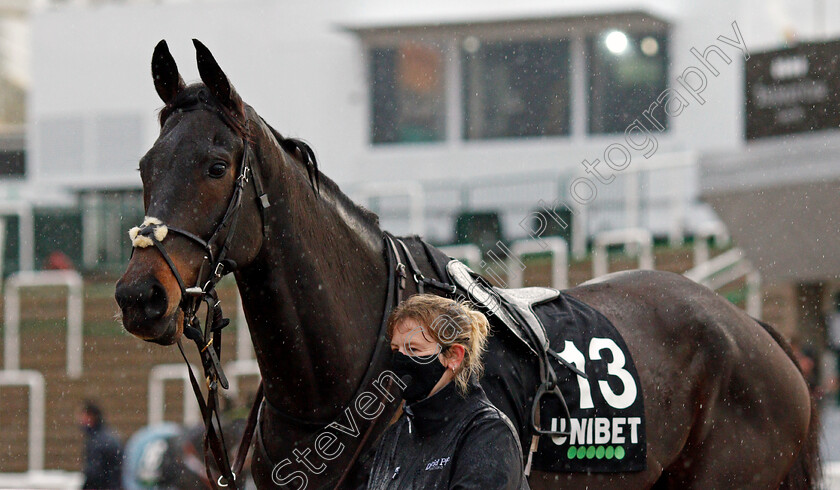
[367,294,528,489]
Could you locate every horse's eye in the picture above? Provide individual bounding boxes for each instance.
[208,162,227,178]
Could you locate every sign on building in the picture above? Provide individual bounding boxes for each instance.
[745,40,840,139]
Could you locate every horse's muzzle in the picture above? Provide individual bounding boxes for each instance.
[115,275,182,344]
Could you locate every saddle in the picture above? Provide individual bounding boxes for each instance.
[444,260,585,437]
[446,260,555,356]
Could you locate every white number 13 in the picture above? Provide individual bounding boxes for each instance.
[556,338,637,410]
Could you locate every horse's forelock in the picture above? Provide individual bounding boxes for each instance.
[157,84,249,139]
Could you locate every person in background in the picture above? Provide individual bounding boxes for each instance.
[78,400,123,489]
[366,294,527,489]
[790,338,818,395]
[44,250,75,270]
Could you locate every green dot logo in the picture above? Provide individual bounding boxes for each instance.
[615,446,626,460]
[567,447,577,459]
[595,446,605,459]
[605,446,615,459]
[576,446,586,459]
[586,446,596,459]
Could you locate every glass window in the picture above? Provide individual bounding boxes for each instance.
[462,39,570,139]
[587,31,668,134]
[370,43,446,144]
[0,150,24,178]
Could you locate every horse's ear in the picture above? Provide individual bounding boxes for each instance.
[152,40,185,105]
[193,39,244,116]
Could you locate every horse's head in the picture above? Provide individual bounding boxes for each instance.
[115,40,265,344]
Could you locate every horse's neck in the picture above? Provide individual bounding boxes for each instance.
[236,176,387,425]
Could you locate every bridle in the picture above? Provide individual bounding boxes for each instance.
[129,111,269,489]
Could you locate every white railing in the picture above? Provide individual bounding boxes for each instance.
[35,0,214,11]
[693,221,730,266]
[684,247,761,319]
[591,151,696,247]
[571,202,587,259]
[824,461,840,490]
[0,471,83,489]
[356,181,425,235]
[352,152,698,250]
[3,271,84,378]
[224,359,260,399]
[592,228,654,278]
[148,364,201,426]
[0,370,45,471]
[438,244,482,268]
[507,237,568,289]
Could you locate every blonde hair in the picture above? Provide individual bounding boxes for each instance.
[387,294,490,395]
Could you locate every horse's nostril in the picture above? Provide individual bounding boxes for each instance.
[115,280,169,321]
[115,284,133,311]
[144,282,168,320]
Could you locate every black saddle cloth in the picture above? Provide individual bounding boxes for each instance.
[481,292,646,473]
[412,239,647,472]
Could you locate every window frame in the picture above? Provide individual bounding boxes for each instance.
[368,41,451,145]
[358,14,671,147]
[0,131,26,179]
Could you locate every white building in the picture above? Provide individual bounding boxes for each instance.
[17,0,840,273]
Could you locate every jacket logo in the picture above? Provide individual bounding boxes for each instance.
[424,457,451,471]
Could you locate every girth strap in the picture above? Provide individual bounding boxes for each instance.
[394,238,457,296]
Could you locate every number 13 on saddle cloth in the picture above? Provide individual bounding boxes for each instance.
[444,259,646,473]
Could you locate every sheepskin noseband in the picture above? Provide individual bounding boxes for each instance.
[128,217,169,248]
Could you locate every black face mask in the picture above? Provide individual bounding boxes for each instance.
[390,350,447,403]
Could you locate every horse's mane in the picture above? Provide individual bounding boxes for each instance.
[262,122,381,230]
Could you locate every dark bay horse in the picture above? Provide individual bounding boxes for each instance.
[115,40,819,489]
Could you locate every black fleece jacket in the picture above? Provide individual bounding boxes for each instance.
[366,379,528,489]
[82,424,123,489]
